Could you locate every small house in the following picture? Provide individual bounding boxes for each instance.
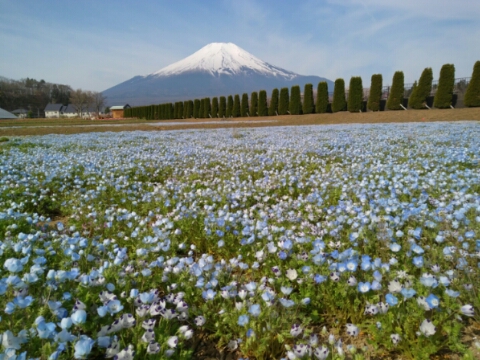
[45,103,65,118]
[110,104,131,119]
[12,109,28,118]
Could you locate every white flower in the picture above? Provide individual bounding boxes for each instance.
[286,269,298,281]
[419,319,436,336]
[388,279,402,293]
[313,345,329,360]
[390,333,401,345]
[167,336,178,348]
[345,323,359,336]
[460,304,474,317]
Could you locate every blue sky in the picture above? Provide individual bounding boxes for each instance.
[1,0,479,92]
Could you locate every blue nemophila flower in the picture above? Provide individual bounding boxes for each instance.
[401,288,416,299]
[412,256,424,268]
[358,282,371,293]
[4,258,23,273]
[386,294,399,306]
[425,294,440,309]
[445,289,460,298]
[390,243,401,252]
[248,304,261,317]
[279,298,295,308]
[71,309,87,325]
[237,315,249,326]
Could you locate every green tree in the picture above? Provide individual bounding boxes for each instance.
[367,74,383,111]
[204,97,211,118]
[278,87,289,115]
[233,94,241,117]
[409,68,433,109]
[387,71,404,110]
[290,85,301,115]
[250,91,258,116]
[316,81,329,113]
[226,95,233,117]
[434,64,455,108]
[241,93,249,117]
[199,98,205,118]
[348,76,363,112]
[183,101,188,119]
[303,83,314,114]
[211,97,219,118]
[193,99,200,118]
[332,78,347,113]
[258,90,268,116]
[219,96,226,117]
[268,88,279,116]
[187,100,194,118]
[465,60,480,107]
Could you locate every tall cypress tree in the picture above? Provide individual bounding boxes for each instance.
[174,102,180,119]
[187,100,194,118]
[316,81,329,113]
[290,85,301,115]
[269,88,279,116]
[193,99,200,118]
[465,60,480,107]
[332,78,347,113]
[199,99,205,118]
[204,97,211,118]
[211,97,219,118]
[303,83,314,114]
[278,87,289,115]
[250,91,258,116]
[219,96,226,117]
[348,76,363,112]
[387,71,405,110]
[226,95,233,117]
[258,90,268,116]
[241,93,249,117]
[233,94,241,117]
[367,74,383,111]
[409,68,433,109]
[183,101,188,119]
[434,64,455,108]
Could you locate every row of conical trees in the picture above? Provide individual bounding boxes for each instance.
[124,61,480,119]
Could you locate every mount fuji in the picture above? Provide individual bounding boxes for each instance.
[102,43,333,106]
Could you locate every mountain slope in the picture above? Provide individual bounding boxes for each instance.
[103,43,334,106]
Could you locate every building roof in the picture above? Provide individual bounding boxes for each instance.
[0,107,17,119]
[110,104,130,110]
[45,103,64,112]
[12,108,28,114]
[62,105,77,114]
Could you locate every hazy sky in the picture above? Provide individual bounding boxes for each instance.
[1,0,479,92]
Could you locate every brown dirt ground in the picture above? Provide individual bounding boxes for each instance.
[0,108,479,137]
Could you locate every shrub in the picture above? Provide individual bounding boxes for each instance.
[278,87,289,115]
[226,96,233,117]
[193,99,200,118]
[211,97,219,118]
[367,74,382,112]
[464,60,480,107]
[290,85,302,115]
[219,96,226,118]
[387,71,404,110]
[250,91,258,116]
[233,95,241,117]
[316,82,329,113]
[332,78,347,113]
[241,93,249,117]
[348,76,363,112]
[434,64,455,108]
[258,90,268,116]
[303,84,314,114]
[409,68,433,109]
[268,88,279,116]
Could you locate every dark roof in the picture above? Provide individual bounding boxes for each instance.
[110,104,130,110]
[12,108,28,114]
[0,107,17,119]
[62,105,77,113]
[44,103,64,112]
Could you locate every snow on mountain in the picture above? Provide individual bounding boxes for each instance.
[151,42,297,79]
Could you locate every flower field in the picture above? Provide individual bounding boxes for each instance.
[1,122,479,359]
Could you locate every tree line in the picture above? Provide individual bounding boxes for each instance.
[125,61,480,120]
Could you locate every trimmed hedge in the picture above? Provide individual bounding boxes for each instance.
[368,74,383,111]
[241,93,249,117]
[290,85,301,115]
[464,61,480,107]
[251,91,258,116]
[278,87,289,115]
[434,64,455,108]
[387,71,404,110]
[332,78,346,113]
[316,81,329,114]
[303,84,314,114]
[269,88,279,116]
[409,68,433,109]
[348,76,363,112]
[258,90,268,116]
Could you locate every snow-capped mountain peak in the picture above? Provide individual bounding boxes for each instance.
[151,42,297,79]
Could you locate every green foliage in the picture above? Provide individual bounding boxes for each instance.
[183,101,188,119]
[241,93,249,117]
[316,81,329,113]
[434,64,455,108]
[226,95,233,117]
[250,91,258,116]
[258,90,268,116]
[219,96,226,118]
[268,88,279,116]
[193,99,200,118]
[387,71,405,110]
[233,94,241,117]
[410,68,433,109]
[368,74,383,112]
[278,87,289,115]
[203,97,211,118]
[332,78,347,113]
[199,98,205,118]
[464,60,480,107]
[290,85,302,115]
[302,83,314,114]
[348,76,364,112]
[211,97,219,118]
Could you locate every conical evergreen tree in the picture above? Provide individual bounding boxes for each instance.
[187,100,194,118]
[434,64,455,108]
[193,99,200,118]
[233,95,241,117]
[409,68,433,109]
[332,78,347,113]
[258,90,268,116]
[290,85,301,115]
[199,99,205,118]
[268,88,279,116]
[241,93,249,117]
[348,76,363,112]
[226,95,233,117]
[367,74,383,111]
[303,84,314,114]
[387,71,404,110]
[278,87,289,115]
[204,97,211,118]
[316,81,329,113]
[219,96,226,117]
[183,101,188,119]
[465,61,480,107]
[250,91,258,116]
[211,97,219,118]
